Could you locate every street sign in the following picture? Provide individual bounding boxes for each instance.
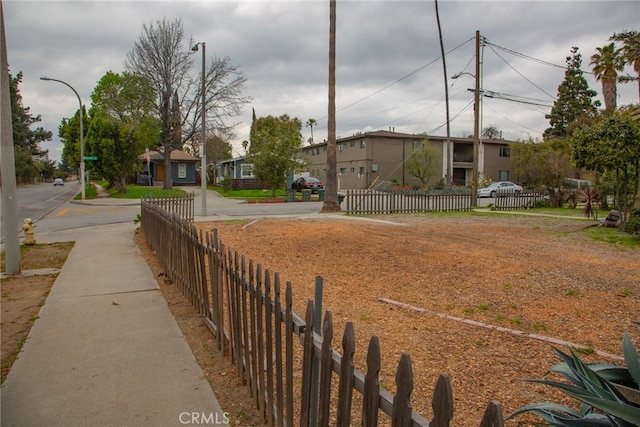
[84,156,97,161]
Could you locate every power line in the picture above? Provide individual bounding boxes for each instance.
[486,43,557,100]
[485,41,566,70]
[315,36,475,124]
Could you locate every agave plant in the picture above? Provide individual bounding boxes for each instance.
[508,327,640,426]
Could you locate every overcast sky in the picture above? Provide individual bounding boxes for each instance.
[4,0,639,164]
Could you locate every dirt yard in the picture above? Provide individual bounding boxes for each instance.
[190,214,639,425]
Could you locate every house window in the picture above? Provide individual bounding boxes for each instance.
[499,170,510,181]
[360,140,366,148]
[350,141,355,148]
[339,167,347,174]
[178,163,187,178]
[499,147,510,157]
[349,167,355,173]
[359,166,365,174]
[241,164,254,178]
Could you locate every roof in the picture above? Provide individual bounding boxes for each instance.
[142,148,200,162]
[303,130,517,149]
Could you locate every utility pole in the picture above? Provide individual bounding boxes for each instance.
[472,30,481,208]
[192,41,207,216]
[1,1,21,275]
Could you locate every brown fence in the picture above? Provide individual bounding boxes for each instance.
[345,189,472,215]
[141,194,195,222]
[493,190,546,210]
[140,198,505,426]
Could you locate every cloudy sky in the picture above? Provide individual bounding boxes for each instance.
[4,0,639,164]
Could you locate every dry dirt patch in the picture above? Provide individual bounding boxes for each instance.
[193,214,639,425]
[1,242,74,384]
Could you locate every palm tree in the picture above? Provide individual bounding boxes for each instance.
[305,118,317,144]
[611,30,640,103]
[321,0,340,212]
[590,43,625,111]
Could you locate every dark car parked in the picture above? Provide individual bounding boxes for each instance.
[291,177,324,193]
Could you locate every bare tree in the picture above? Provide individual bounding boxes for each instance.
[125,18,191,189]
[321,0,340,212]
[126,16,249,189]
[482,126,500,139]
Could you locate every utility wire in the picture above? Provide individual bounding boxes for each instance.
[485,41,567,70]
[486,43,557,100]
[315,36,475,124]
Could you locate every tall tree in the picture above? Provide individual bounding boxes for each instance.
[544,47,600,139]
[572,106,640,231]
[246,114,305,196]
[125,18,191,189]
[305,118,316,144]
[125,17,249,189]
[590,43,625,111]
[611,30,640,102]
[321,0,340,212]
[85,71,160,192]
[9,71,53,182]
[58,107,87,177]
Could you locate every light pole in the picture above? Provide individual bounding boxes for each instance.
[192,41,206,216]
[452,31,481,208]
[41,76,85,200]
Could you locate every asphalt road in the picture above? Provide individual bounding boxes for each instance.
[2,183,493,242]
[1,182,78,241]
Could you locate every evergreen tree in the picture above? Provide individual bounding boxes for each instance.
[544,47,600,139]
[9,71,53,181]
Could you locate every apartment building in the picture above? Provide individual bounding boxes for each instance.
[301,129,517,189]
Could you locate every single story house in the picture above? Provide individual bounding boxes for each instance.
[139,148,200,186]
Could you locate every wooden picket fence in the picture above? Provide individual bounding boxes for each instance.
[141,193,195,221]
[493,190,546,210]
[140,198,505,426]
[344,189,472,215]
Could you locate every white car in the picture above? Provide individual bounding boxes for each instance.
[478,181,522,198]
[53,178,64,186]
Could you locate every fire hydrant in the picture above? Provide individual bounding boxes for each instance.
[22,218,36,245]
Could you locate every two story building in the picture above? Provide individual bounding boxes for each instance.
[301,129,518,189]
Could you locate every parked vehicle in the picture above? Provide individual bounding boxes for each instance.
[291,177,324,193]
[53,178,64,186]
[477,181,522,198]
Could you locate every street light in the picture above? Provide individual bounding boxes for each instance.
[451,32,481,208]
[192,41,207,216]
[40,76,85,200]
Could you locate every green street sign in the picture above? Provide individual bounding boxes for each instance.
[84,156,98,161]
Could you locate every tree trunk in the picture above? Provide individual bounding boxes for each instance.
[321,0,340,212]
[163,146,172,190]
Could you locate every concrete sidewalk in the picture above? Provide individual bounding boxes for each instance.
[1,223,226,427]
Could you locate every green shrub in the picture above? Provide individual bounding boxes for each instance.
[221,176,232,192]
[627,209,640,237]
[508,324,640,426]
